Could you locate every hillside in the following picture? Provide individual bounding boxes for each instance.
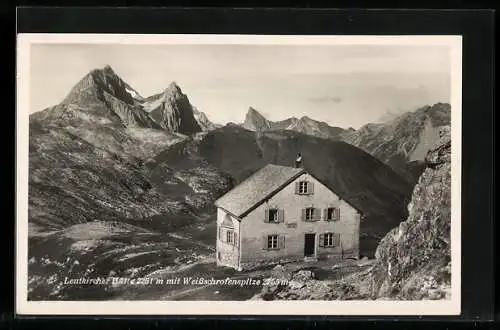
[340,103,451,183]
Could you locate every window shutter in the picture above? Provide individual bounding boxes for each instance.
[323,208,328,221]
[279,235,285,249]
[264,209,270,223]
[263,235,268,250]
[319,234,325,247]
[334,233,340,246]
[233,232,238,246]
[278,209,285,223]
[301,208,306,221]
[295,182,300,194]
[308,182,314,194]
[314,208,322,221]
[335,208,340,220]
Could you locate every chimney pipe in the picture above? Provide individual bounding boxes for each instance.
[295,152,302,168]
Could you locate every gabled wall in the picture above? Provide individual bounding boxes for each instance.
[215,207,241,269]
[239,172,360,269]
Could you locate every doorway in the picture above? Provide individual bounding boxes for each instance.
[304,233,316,257]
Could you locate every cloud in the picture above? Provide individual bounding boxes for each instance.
[307,96,343,104]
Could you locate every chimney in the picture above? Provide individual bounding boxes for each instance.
[295,152,302,168]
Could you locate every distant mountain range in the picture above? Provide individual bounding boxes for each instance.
[340,102,451,183]
[239,103,451,184]
[241,106,345,139]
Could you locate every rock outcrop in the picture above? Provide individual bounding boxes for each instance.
[369,125,451,300]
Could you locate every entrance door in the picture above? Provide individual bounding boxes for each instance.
[304,233,316,257]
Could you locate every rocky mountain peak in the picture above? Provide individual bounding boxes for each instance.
[147,82,202,134]
[163,82,183,98]
[102,64,114,73]
[242,107,271,131]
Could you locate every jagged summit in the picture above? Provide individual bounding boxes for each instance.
[34,65,158,129]
[166,81,182,92]
[145,82,202,134]
[242,106,271,131]
[103,64,114,72]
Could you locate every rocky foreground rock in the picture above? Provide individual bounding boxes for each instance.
[369,125,451,300]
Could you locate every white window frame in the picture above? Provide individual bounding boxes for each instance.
[305,207,315,221]
[226,230,234,244]
[298,181,309,194]
[324,233,339,247]
[267,234,279,249]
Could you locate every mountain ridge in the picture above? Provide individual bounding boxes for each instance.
[32,66,217,135]
[339,102,451,183]
[241,106,345,139]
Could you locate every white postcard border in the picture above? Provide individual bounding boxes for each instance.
[16,33,462,316]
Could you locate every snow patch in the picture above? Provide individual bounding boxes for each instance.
[126,87,140,99]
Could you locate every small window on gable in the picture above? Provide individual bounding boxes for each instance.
[296,180,314,195]
[299,181,308,194]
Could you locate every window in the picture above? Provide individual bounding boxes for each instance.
[268,209,278,222]
[305,207,315,221]
[296,180,314,195]
[267,235,279,249]
[226,230,234,244]
[326,207,340,221]
[323,233,340,247]
[299,181,308,194]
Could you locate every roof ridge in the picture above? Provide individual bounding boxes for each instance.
[214,163,305,217]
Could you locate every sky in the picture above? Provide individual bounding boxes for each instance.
[30,43,451,129]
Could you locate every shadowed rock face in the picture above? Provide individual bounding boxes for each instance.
[369,125,451,300]
[147,83,202,134]
[340,103,451,184]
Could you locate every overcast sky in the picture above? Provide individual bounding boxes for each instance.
[30,43,451,129]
